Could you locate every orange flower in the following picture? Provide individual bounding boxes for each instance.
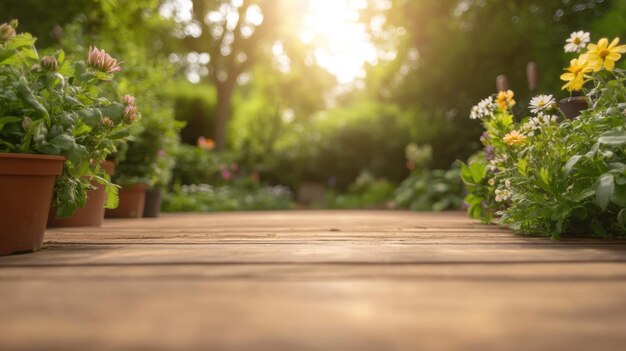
[496,90,516,110]
[197,136,215,150]
[502,130,526,146]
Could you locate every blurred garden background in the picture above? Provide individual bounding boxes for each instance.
[4,0,626,212]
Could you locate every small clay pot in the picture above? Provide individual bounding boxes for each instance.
[105,184,148,218]
[47,161,116,227]
[559,96,588,119]
[0,153,64,255]
[143,188,162,218]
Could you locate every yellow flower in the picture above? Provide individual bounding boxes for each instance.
[586,37,626,71]
[560,55,592,91]
[496,90,516,110]
[503,130,526,146]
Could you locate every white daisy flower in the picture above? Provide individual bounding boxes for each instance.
[470,96,497,119]
[495,188,511,202]
[523,113,558,136]
[564,31,590,53]
[529,94,556,114]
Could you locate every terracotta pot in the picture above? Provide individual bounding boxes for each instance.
[143,188,162,218]
[47,161,116,227]
[105,184,148,218]
[0,153,64,255]
[559,96,588,119]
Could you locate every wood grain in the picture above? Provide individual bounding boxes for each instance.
[1,210,625,351]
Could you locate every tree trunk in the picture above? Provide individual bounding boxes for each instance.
[214,83,233,151]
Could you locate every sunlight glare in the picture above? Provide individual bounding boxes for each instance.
[300,0,378,84]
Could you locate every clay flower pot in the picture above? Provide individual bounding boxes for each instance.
[105,183,148,218]
[0,153,64,255]
[143,188,162,218]
[559,96,588,119]
[47,161,116,227]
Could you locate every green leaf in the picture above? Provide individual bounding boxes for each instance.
[568,188,595,202]
[596,173,615,211]
[469,161,486,184]
[598,131,626,146]
[48,134,76,151]
[99,103,125,122]
[93,175,120,209]
[77,108,103,127]
[518,158,528,176]
[611,184,626,207]
[0,116,21,132]
[590,219,608,237]
[618,209,626,231]
[539,168,550,184]
[19,118,44,153]
[104,182,120,209]
[73,123,92,137]
[564,155,582,175]
[16,77,49,122]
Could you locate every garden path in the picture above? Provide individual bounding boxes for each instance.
[1,211,626,350]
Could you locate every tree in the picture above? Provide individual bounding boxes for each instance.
[182,0,284,150]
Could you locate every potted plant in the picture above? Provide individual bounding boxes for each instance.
[461,31,626,238]
[0,21,135,253]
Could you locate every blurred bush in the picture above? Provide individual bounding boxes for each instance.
[394,167,463,211]
[325,172,396,209]
[162,184,294,212]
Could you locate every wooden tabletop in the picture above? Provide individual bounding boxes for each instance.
[1,211,626,350]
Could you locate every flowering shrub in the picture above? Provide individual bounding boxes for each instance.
[461,31,626,238]
[0,21,137,217]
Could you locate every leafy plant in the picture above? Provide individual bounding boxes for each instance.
[0,21,137,217]
[59,2,182,189]
[325,172,396,209]
[162,183,294,212]
[461,31,626,238]
[170,142,241,186]
[395,167,463,211]
[395,143,463,211]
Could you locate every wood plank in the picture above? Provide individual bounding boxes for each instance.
[1,211,626,351]
[2,242,626,266]
[2,262,626,281]
[1,279,625,350]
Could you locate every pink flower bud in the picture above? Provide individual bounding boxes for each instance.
[100,117,114,128]
[40,56,59,71]
[122,94,135,106]
[0,23,16,42]
[87,46,122,73]
[123,105,139,124]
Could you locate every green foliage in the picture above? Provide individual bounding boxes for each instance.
[0,23,135,217]
[304,101,412,187]
[170,143,240,186]
[459,153,495,223]
[395,167,463,211]
[162,183,294,212]
[59,0,183,188]
[325,172,395,209]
